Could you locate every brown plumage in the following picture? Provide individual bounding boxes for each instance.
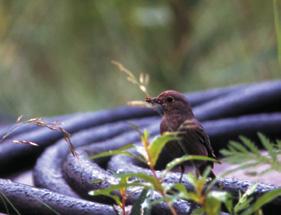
[146,90,217,178]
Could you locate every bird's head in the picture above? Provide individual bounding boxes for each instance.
[145,90,193,116]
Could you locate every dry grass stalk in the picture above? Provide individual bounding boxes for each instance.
[13,139,39,147]
[21,117,78,158]
[111,60,150,97]
[1,116,78,158]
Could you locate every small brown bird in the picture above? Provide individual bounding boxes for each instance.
[146,90,217,178]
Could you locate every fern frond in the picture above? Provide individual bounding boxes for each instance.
[221,134,281,175]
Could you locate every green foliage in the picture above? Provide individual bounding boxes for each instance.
[147,132,178,167]
[130,188,150,215]
[89,131,281,215]
[89,178,127,206]
[220,133,281,175]
[91,144,144,162]
[163,155,218,176]
[234,184,257,214]
[89,131,216,215]
[204,191,231,215]
[242,188,281,215]
[171,172,231,215]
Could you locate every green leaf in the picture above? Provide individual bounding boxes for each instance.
[205,193,221,215]
[148,132,179,167]
[131,188,149,215]
[208,191,232,213]
[164,155,217,175]
[93,192,121,206]
[234,184,257,213]
[141,197,152,215]
[276,140,281,149]
[191,208,204,215]
[117,172,159,191]
[89,187,121,206]
[186,173,198,188]
[133,145,148,163]
[219,148,233,156]
[229,140,249,153]
[91,144,135,159]
[142,130,149,142]
[185,173,208,196]
[172,183,200,202]
[239,136,260,155]
[242,189,281,215]
[258,132,276,161]
[89,176,146,206]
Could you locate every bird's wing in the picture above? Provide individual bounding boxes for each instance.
[177,119,217,160]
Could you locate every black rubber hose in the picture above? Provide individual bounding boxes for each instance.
[194,80,281,120]
[0,179,116,215]
[33,118,157,197]
[0,107,156,173]
[61,124,157,200]
[205,113,281,152]
[184,82,248,106]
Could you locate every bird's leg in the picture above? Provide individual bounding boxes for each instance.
[179,164,185,183]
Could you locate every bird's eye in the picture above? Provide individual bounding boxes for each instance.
[166,96,174,103]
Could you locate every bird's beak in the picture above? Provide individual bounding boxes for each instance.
[145,97,164,114]
[145,97,161,104]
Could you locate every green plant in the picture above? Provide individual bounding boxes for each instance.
[90,130,219,215]
[90,131,281,215]
[221,133,281,175]
[170,171,231,215]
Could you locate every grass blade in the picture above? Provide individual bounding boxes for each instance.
[130,188,149,215]
[91,144,135,159]
[242,189,281,215]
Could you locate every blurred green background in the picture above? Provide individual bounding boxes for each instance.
[0,0,280,117]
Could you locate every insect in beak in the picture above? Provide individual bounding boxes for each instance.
[145,97,163,114]
[145,97,161,104]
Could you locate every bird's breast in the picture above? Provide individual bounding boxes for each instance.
[160,114,187,134]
